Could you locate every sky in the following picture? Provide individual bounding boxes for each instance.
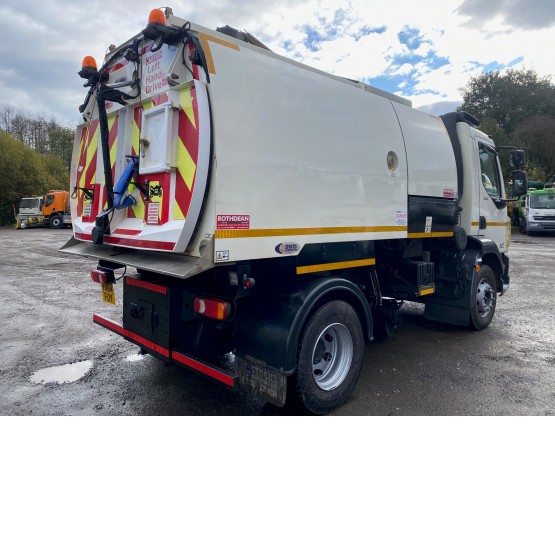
[1,0,554,126]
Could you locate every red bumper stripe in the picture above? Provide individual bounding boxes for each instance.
[112,228,142,236]
[172,351,235,387]
[75,233,175,251]
[125,277,168,295]
[93,315,234,387]
[93,314,169,358]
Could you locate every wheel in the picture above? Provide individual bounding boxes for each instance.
[293,300,364,414]
[50,214,63,229]
[469,264,497,331]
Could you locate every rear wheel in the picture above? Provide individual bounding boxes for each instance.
[469,264,497,331]
[293,300,364,414]
[50,214,63,229]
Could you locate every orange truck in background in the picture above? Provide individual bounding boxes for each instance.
[15,190,72,229]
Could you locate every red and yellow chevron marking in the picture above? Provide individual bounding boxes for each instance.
[76,120,99,219]
[128,106,145,219]
[100,113,119,211]
[108,113,118,183]
[76,127,88,216]
[174,86,199,220]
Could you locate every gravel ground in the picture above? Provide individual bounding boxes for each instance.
[0,226,554,415]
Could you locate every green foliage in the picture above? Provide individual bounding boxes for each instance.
[459,68,555,135]
[0,103,74,170]
[0,131,69,226]
[459,68,555,180]
[513,115,555,181]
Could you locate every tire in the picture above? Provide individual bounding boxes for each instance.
[293,300,364,414]
[469,264,497,331]
[50,214,63,229]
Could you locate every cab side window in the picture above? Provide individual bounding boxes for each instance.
[45,195,54,207]
[479,144,502,199]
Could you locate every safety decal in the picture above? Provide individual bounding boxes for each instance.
[275,242,300,255]
[443,188,456,199]
[395,210,407,226]
[216,250,230,262]
[146,201,160,225]
[425,216,433,233]
[217,215,250,230]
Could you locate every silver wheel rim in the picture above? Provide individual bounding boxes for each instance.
[311,323,353,391]
[476,278,494,318]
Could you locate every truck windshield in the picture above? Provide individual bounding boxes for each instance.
[19,198,41,209]
[530,193,555,209]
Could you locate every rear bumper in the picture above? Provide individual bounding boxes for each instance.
[93,314,235,387]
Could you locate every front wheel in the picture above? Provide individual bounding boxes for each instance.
[49,214,63,229]
[469,264,497,331]
[293,300,364,414]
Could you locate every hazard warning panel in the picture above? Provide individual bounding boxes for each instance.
[216,215,250,230]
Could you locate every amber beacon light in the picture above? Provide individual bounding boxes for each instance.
[143,8,168,40]
[78,56,98,79]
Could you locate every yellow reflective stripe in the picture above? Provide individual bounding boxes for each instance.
[419,287,435,296]
[296,258,376,275]
[215,226,406,239]
[199,33,240,74]
[407,232,454,239]
[108,114,118,170]
[180,86,196,129]
[472,221,509,227]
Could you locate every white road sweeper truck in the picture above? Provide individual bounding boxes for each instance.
[62,8,528,413]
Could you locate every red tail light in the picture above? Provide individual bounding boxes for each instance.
[90,268,115,284]
[194,298,231,320]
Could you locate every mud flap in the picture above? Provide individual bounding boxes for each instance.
[236,355,287,407]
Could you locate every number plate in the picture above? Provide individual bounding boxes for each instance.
[101,283,116,304]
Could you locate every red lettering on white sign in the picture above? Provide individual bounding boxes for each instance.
[216,215,250,230]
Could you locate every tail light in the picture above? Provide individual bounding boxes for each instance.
[194,298,231,320]
[90,268,115,284]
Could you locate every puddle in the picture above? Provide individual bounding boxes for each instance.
[30,360,93,384]
[126,353,146,362]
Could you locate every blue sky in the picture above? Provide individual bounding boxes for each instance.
[0,0,554,123]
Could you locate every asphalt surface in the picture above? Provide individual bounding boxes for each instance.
[0,226,554,415]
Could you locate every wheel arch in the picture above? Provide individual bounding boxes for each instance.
[467,236,506,293]
[286,278,373,373]
[234,277,373,377]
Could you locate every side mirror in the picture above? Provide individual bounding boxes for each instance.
[509,150,526,169]
[512,170,528,196]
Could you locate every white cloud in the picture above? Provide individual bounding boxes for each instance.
[0,0,554,123]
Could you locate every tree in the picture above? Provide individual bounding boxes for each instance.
[0,104,74,169]
[459,68,555,136]
[459,68,555,182]
[513,115,555,181]
[0,131,69,226]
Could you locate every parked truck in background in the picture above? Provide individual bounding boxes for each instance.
[15,190,72,229]
[517,186,555,235]
[61,8,528,414]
